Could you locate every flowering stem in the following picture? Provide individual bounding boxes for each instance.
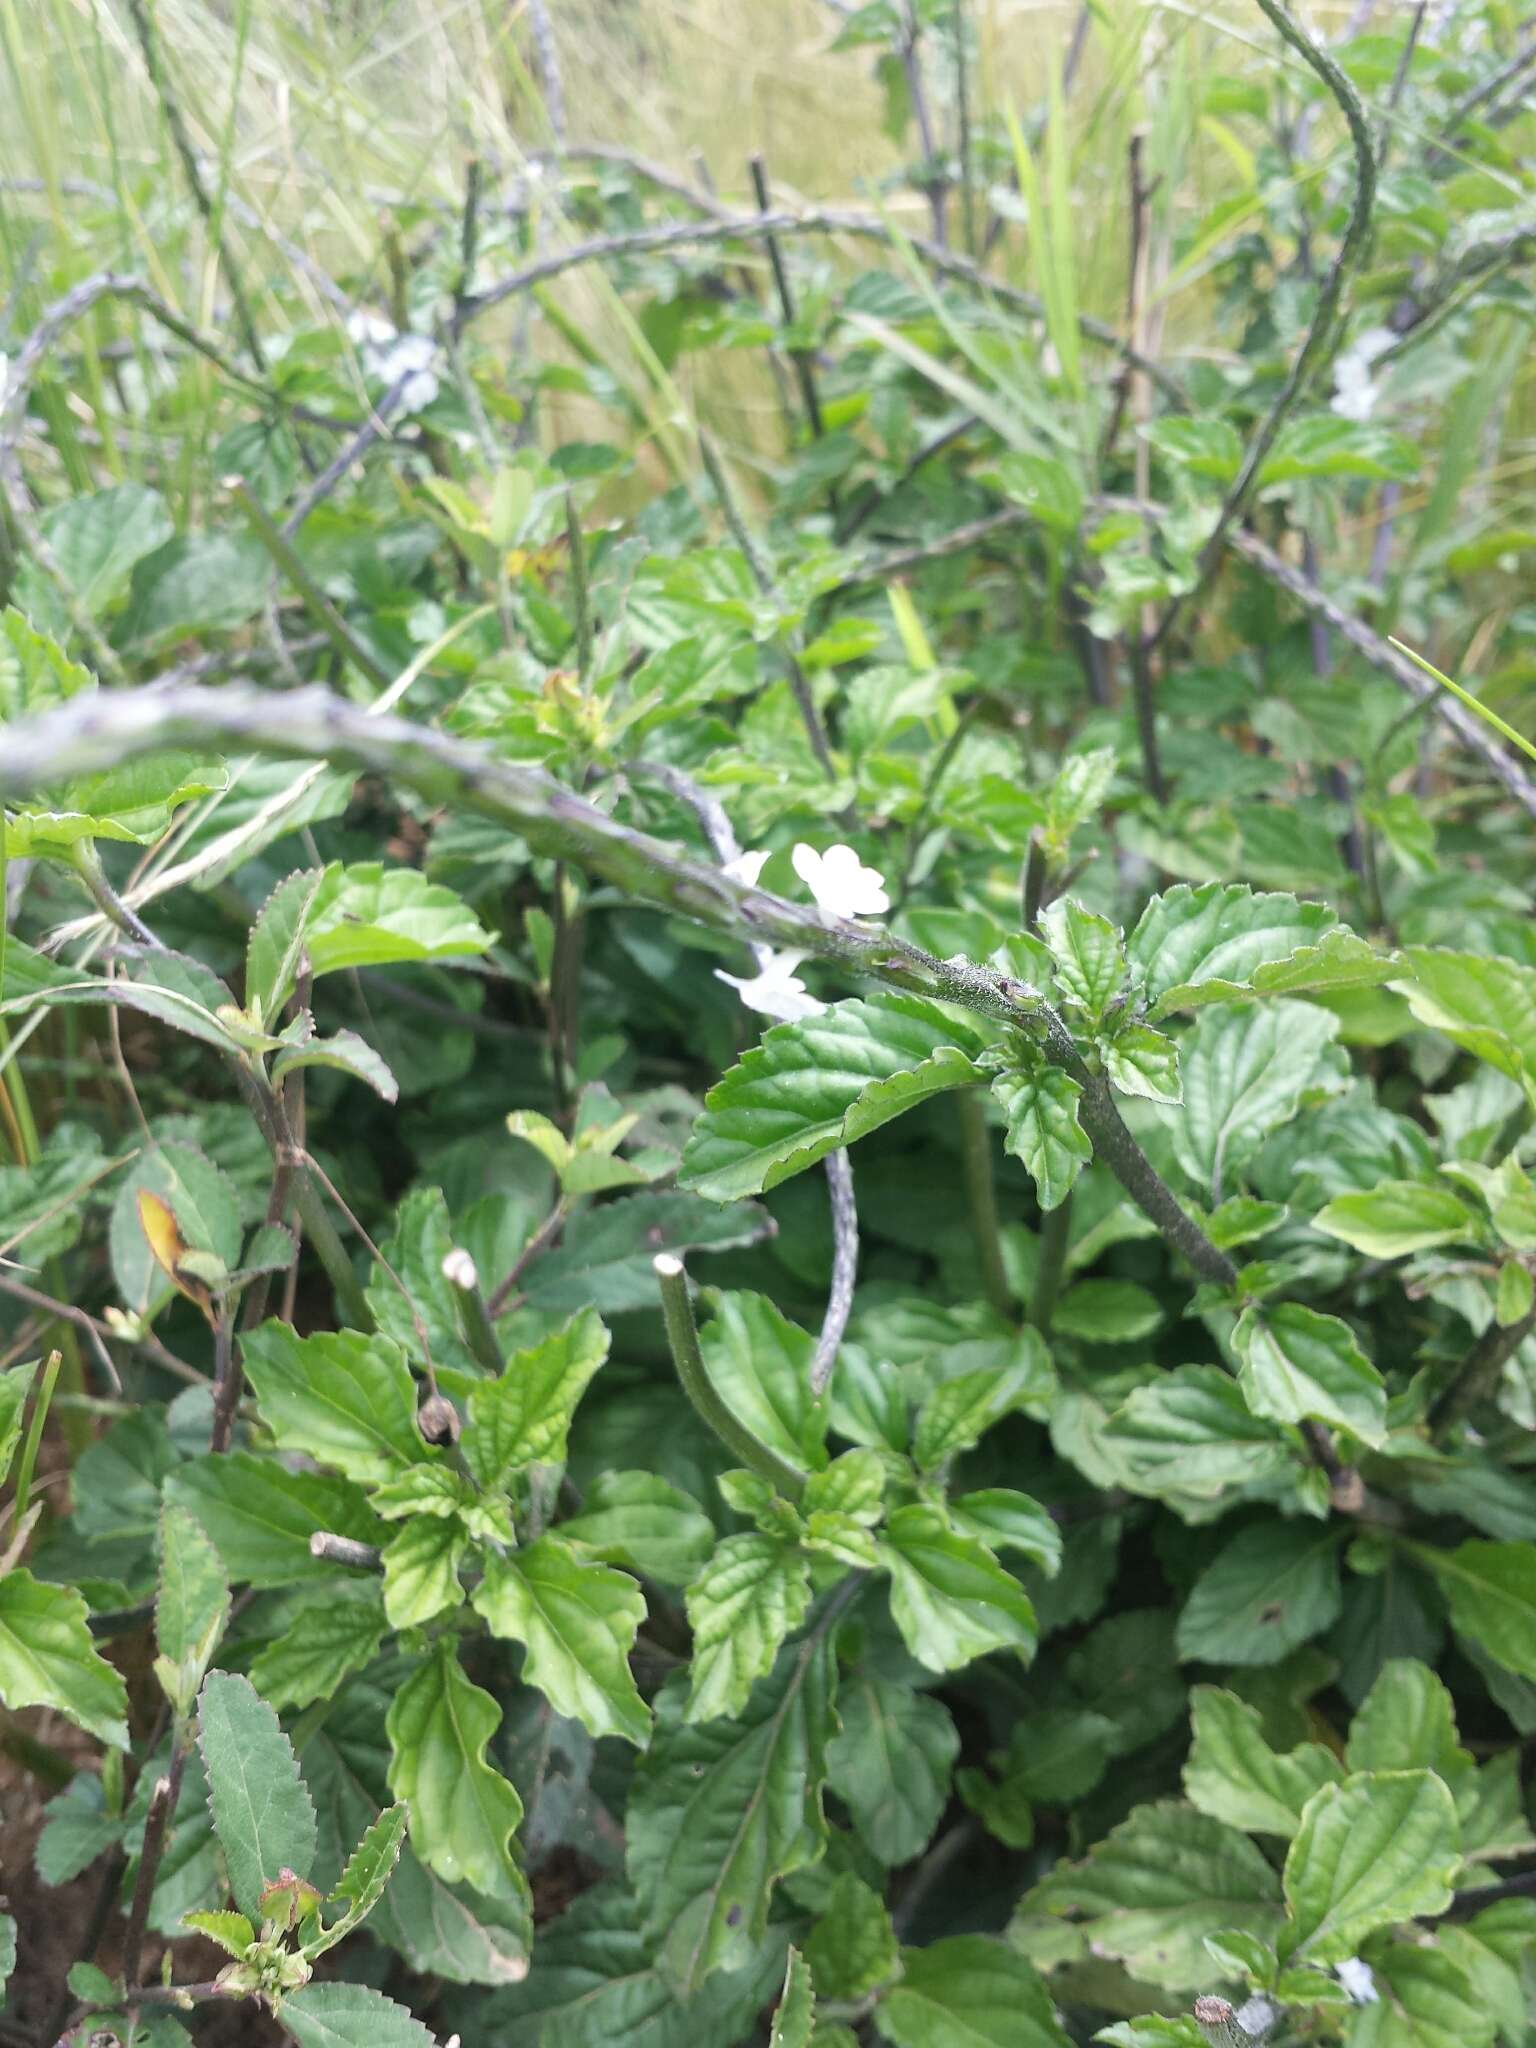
[0,682,1243,1290]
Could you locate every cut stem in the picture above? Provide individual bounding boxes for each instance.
[654,1254,807,1498]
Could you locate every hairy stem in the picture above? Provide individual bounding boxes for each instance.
[811,1148,859,1393]
[654,1254,808,1498]
[121,1739,191,1988]
[0,682,1245,1285]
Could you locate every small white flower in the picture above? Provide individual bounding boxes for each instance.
[346,314,441,414]
[346,309,395,350]
[716,950,825,1023]
[1331,326,1394,424]
[791,842,890,921]
[723,849,769,887]
[1336,1958,1379,2006]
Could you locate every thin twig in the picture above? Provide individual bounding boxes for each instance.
[811,1149,858,1393]
[1430,1304,1536,1437]
[0,680,1269,1288]
[1156,0,1378,640]
[957,1092,1012,1318]
[525,0,567,142]
[308,1531,384,1570]
[121,1744,190,1988]
[122,0,267,370]
[749,155,826,440]
[455,203,1186,399]
[224,474,391,687]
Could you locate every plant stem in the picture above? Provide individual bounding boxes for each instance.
[563,492,593,679]
[308,1531,384,1570]
[121,1738,190,1988]
[957,1091,1013,1319]
[487,1199,569,1319]
[1430,1304,1536,1438]
[1129,633,1167,804]
[749,154,826,441]
[811,1149,859,1394]
[7,1349,60,1545]
[69,845,165,949]
[1029,1191,1072,1332]
[223,475,391,687]
[654,1254,807,1498]
[1157,0,1378,642]
[1020,833,1048,933]
[208,1303,239,1454]
[122,0,267,371]
[0,681,1246,1288]
[443,1250,505,1376]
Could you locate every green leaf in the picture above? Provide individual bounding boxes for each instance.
[0,607,95,719]
[180,1908,254,1958]
[1145,416,1243,482]
[1173,1001,1343,1200]
[945,1491,1061,1571]
[305,1803,409,1957]
[478,1879,777,2047]
[876,1933,1073,2048]
[522,1190,771,1316]
[1283,1770,1460,1961]
[386,1642,524,1898]
[875,1935,1071,2048]
[1104,1366,1297,1503]
[991,1061,1092,1211]
[1313,1181,1480,1258]
[684,1532,813,1722]
[0,1570,129,1748]
[879,1504,1037,1673]
[991,450,1083,533]
[472,1536,650,1745]
[39,484,175,612]
[123,532,271,643]
[1052,1278,1162,1344]
[1413,1541,1536,1682]
[1128,884,1339,1017]
[381,1515,467,1629]
[0,1367,29,1489]
[1177,1521,1344,1667]
[805,1874,899,2001]
[1040,898,1128,1024]
[4,752,227,857]
[167,1453,385,1589]
[1232,1302,1386,1445]
[242,1323,423,1483]
[1103,1023,1182,1105]
[154,1503,230,1717]
[245,869,326,1022]
[1392,951,1536,1103]
[628,1630,837,1993]
[279,1982,438,2048]
[1362,1942,1499,2048]
[1023,1800,1284,1990]
[1259,414,1419,484]
[681,994,987,1201]
[303,862,494,975]
[247,1585,388,1711]
[197,1670,318,1919]
[912,1348,1047,1469]
[560,1470,715,1586]
[464,1309,610,1487]
[1184,1686,1343,1837]
[110,1141,244,1318]
[1347,1660,1463,1776]
[771,1947,816,2048]
[270,1029,399,1104]
[699,1291,827,1475]
[826,1672,958,1866]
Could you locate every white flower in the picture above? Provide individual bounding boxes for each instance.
[1336,1958,1378,2005]
[346,313,441,415]
[716,950,825,1023]
[1331,326,1394,424]
[723,849,769,887]
[791,842,890,920]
